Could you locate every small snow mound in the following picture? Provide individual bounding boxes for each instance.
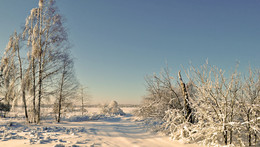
[99,101,125,116]
[53,144,65,147]
[66,115,90,122]
[65,114,102,122]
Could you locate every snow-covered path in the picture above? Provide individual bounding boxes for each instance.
[66,115,193,147]
[0,114,201,147]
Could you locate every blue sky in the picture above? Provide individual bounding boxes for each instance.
[0,0,259,104]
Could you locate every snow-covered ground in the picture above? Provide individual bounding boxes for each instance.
[0,107,202,147]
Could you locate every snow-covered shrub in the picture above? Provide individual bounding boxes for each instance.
[189,64,259,146]
[136,68,184,119]
[65,112,101,122]
[99,101,125,116]
[237,68,260,146]
[139,63,259,146]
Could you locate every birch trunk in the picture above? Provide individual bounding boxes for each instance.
[17,41,29,122]
[57,64,65,123]
[36,5,43,124]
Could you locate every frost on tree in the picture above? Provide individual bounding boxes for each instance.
[138,63,259,146]
[0,32,22,115]
[136,67,183,119]
[22,0,69,123]
[0,0,76,124]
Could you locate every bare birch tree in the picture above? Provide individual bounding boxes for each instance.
[54,51,78,122]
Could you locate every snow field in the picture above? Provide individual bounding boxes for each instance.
[0,107,202,147]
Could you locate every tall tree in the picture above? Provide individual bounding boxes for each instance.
[22,0,68,123]
[0,33,20,113]
[1,32,29,121]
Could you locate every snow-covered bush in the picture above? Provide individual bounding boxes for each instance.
[136,68,184,119]
[188,64,259,146]
[99,101,125,116]
[138,63,259,146]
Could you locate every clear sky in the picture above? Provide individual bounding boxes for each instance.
[0,0,259,104]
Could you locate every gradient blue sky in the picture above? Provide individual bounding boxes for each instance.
[0,0,259,104]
